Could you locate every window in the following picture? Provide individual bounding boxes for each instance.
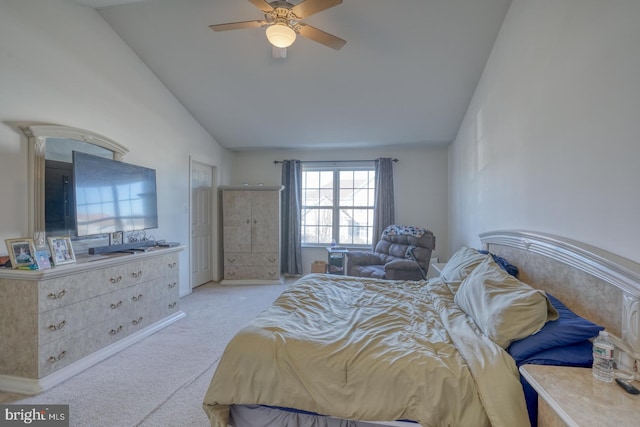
[301,164,375,246]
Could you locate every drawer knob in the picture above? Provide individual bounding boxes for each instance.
[168,282,177,289]
[47,289,66,300]
[168,262,177,268]
[110,300,123,309]
[110,275,122,283]
[131,270,143,278]
[47,350,67,363]
[168,302,177,309]
[227,257,236,263]
[131,294,143,302]
[109,325,123,335]
[132,317,143,325]
[48,320,67,331]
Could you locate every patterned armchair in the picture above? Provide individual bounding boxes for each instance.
[346,225,436,280]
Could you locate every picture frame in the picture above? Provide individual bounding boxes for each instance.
[48,237,76,266]
[109,231,123,246]
[35,250,52,270]
[5,238,37,269]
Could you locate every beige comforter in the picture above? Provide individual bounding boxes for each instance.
[203,274,529,427]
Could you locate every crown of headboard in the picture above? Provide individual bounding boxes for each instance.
[480,230,640,368]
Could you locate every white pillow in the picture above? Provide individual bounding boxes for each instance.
[454,256,558,348]
[439,246,489,283]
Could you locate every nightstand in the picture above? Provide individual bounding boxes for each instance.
[520,364,640,427]
[326,247,349,275]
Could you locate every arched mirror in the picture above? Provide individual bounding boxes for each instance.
[19,124,129,252]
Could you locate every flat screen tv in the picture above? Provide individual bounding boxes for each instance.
[72,151,159,236]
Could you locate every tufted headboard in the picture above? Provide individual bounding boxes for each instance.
[480,230,640,371]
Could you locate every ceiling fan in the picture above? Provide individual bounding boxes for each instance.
[210,0,346,56]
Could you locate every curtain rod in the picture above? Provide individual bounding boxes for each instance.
[273,158,398,164]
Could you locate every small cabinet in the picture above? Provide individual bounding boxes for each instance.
[327,247,349,275]
[221,186,283,284]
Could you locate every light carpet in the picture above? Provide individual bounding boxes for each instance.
[0,281,290,426]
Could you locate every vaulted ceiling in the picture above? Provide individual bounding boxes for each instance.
[73,0,512,151]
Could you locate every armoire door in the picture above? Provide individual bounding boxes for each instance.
[250,190,279,253]
[222,190,252,253]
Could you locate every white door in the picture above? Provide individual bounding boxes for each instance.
[191,161,216,288]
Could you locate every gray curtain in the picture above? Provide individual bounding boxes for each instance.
[280,160,303,275]
[372,158,395,248]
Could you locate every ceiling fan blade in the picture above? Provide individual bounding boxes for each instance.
[292,0,342,18]
[209,20,268,32]
[296,23,346,50]
[248,0,274,12]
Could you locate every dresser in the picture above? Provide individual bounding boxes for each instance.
[520,364,640,427]
[0,246,185,395]
[220,185,283,284]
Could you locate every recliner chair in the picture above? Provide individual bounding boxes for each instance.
[346,225,435,280]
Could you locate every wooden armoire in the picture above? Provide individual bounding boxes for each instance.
[220,185,284,284]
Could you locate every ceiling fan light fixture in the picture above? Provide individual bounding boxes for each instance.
[265,24,296,48]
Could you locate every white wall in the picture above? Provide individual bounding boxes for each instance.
[232,145,449,274]
[0,0,233,295]
[449,0,640,262]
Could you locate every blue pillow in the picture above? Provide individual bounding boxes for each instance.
[507,293,603,363]
[477,250,519,277]
[518,340,594,367]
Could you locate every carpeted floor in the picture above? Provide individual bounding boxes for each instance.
[0,281,291,426]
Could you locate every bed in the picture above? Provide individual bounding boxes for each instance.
[203,230,640,427]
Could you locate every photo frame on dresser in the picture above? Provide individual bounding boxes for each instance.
[35,250,52,270]
[5,238,37,269]
[48,236,76,266]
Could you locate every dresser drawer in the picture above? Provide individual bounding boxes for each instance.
[152,276,179,300]
[145,253,179,278]
[153,290,181,319]
[224,252,279,267]
[38,270,102,312]
[129,292,181,333]
[224,265,280,280]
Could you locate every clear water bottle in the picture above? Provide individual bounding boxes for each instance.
[592,330,615,382]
